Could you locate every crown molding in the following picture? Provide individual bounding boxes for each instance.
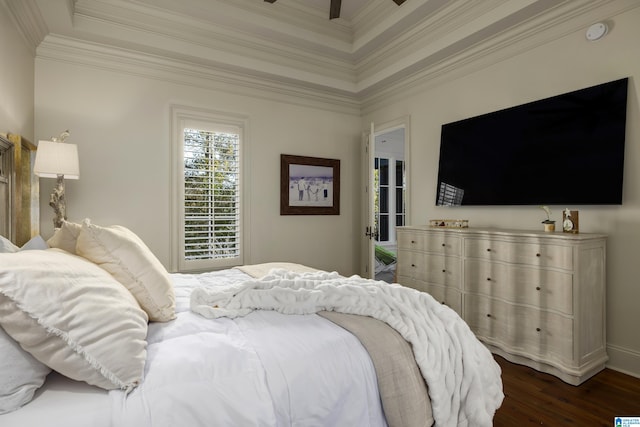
[79,0,355,55]
[355,0,496,81]
[59,0,360,89]
[1,0,48,52]
[18,0,640,116]
[36,35,362,115]
[359,0,640,113]
[32,0,578,98]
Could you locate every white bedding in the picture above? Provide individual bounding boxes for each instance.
[191,269,504,427]
[1,268,387,427]
[0,372,111,427]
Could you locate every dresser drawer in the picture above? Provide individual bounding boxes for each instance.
[396,279,462,315]
[397,252,460,288]
[423,284,462,315]
[397,231,461,256]
[509,305,574,363]
[395,274,416,289]
[465,294,573,362]
[464,259,573,314]
[464,238,573,270]
[464,294,509,339]
[396,250,423,280]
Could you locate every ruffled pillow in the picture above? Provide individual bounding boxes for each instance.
[76,219,176,322]
[46,221,82,254]
[0,249,148,390]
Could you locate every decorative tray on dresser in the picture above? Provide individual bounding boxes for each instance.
[396,226,607,385]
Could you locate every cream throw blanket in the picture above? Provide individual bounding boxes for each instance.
[190,269,504,427]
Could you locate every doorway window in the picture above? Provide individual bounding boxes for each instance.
[374,157,405,244]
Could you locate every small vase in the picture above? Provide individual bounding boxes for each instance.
[543,223,555,232]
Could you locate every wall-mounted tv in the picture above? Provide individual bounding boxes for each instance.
[435,77,628,206]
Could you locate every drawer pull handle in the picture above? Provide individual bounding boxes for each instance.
[536,327,541,332]
[536,253,541,257]
[411,240,416,244]
[486,248,492,252]
[441,301,446,305]
[486,314,492,318]
[536,286,541,291]
[411,264,416,267]
[486,277,491,281]
[441,243,446,247]
[442,269,446,273]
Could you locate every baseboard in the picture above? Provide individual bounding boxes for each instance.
[606,344,640,379]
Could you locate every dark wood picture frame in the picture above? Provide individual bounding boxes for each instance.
[280,154,340,215]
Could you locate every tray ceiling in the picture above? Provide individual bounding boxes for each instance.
[6,0,633,101]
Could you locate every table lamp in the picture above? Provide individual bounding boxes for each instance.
[33,131,79,229]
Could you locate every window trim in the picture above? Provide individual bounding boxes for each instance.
[170,105,251,272]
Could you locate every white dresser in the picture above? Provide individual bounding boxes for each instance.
[396,226,607,385]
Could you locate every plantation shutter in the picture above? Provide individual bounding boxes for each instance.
[182,124,241,268]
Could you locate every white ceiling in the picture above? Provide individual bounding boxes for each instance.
[6,0,635,103]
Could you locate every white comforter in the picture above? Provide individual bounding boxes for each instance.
[191,269,504,427]
[109,269,387,427]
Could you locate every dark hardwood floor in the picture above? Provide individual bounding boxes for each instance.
[493,355,640,426]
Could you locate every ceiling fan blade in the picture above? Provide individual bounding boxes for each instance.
[329,0,341,19]
[266,0,400,19]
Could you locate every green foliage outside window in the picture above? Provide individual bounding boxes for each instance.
[183,128,240,261]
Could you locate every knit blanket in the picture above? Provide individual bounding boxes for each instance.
[190,269,504,427]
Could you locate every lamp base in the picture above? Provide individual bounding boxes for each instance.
[49,174,67,229]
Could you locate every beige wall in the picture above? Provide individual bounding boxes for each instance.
[364,7,640,376]
[0,3,34,141]
[34,59,362,276]
[6,0,639,377]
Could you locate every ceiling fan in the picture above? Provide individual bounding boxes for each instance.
[264,0,407,20]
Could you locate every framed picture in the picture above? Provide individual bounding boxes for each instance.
[280,154,340,215]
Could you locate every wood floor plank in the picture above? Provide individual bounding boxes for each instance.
[493,356,640,426]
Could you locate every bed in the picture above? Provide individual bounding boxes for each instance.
[1,219,504,427]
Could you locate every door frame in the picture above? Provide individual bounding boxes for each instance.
[361,116,411,278]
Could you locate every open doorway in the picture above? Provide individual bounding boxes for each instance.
[374,127,405,282]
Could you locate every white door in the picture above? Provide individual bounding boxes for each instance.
[361,117,410,279]
[361,122,376,278]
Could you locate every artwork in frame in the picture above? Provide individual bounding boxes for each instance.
[280,154,340,215]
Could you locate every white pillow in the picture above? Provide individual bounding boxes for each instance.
[76,219,176,322]
[46,221,82,254]
[0,236,18,253]
[0,249,148,390]
[0,326,51,414]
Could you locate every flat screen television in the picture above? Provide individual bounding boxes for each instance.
[435,77,628,206]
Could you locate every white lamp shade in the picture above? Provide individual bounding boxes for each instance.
[34,140,80,179]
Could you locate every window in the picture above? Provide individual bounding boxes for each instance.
[374,157,405,244]
[395,160,405,228]
[171,106,248,272]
